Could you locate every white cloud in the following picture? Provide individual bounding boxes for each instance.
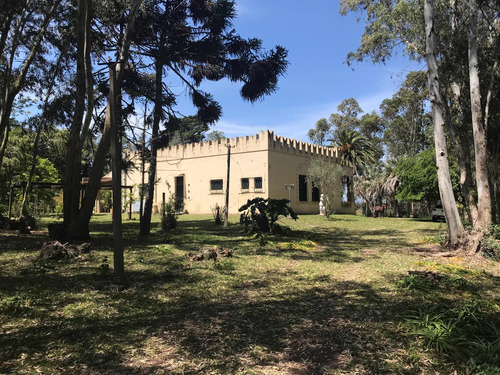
[211,87,398,143]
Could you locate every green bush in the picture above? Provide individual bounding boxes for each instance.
[489,224,500,240]
[482,237,500,260]
[239,198,297,234]
[161,196,178,231]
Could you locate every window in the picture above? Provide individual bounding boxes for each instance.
[299,175,307,201]
[342,176,352,203]
[210,179,223,192]
[254,177,263,190]
[312,186,320,202]
[241,178,249,190]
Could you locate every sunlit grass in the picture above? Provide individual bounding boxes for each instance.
[0,213,498,374]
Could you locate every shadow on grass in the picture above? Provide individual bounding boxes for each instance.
[0,266,431,374]
[0,215,485,374]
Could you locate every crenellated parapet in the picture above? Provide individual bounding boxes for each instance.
[267,130,339,161]
[154,130,339,162]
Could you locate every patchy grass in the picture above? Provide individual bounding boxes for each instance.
[0,214,499,374]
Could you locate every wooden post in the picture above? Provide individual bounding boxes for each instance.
[109,63,124,278]
[129,187,132,220]
[7,185,13,219]
[224,143,231,227]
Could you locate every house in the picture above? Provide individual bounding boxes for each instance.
[117,130,355,215]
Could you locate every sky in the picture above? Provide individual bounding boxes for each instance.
[168,0,424,142]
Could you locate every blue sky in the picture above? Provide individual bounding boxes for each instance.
[170,0,423,142]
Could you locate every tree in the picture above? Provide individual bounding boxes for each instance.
[340,0,500,244]
[467,0,492,228]
[380,71,432,159]
[354,163,385,217]
[329,98,363,132]
[160,116,210,146]
[133,0,289,236]
[307,158,344,217]
[359,111,384,161]
[331,129,375,174]
[0,0,62,169]
[424,0,464,244]
[307,118,330,146]
[68,0,143,240]
[395,148,457,204]
[206,130,226,141]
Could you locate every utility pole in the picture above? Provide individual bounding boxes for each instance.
[109,62,124,279]
[224,143,233,227]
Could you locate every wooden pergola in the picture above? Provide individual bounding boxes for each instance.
[7,179,134,220]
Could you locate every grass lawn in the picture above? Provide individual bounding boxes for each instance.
[0,214,499,374]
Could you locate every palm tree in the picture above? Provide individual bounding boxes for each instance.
[354,163,385,216]
[381,158,400,217]
[330,129,376,174]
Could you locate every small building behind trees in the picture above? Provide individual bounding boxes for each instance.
[117,130,355,215]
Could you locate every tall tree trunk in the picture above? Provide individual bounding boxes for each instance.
[424,0,464,245]
[468,0,492,229]
[140,58,162,236]
[64,0,87,227]
[73,0,142,239]
[139,100,148,221]
[109,63,124,277]
[445,83,478,224]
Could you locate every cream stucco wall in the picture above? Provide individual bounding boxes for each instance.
[121,130,355,215]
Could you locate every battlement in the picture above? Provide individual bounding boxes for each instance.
[156,130,339,161]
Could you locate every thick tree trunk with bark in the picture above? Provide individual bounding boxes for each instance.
[468,0,492,229]
[140,58,162,236]
[446,83,478,224]
[64,0,87,227]
[71,0,142,239]
[424,0,464,245]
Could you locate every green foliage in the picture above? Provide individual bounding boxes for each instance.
[427,232,447,245]
[161,196,178,232]
[99,256,110,275]
[307,158,344,217]
[404,300,500,365]
[99,191,112,212]
[239,198,297,234]
[481,237,500,261]
[489,225,500,240]
[307,118,331,146]
[213,258,235,273]
[395,148,459,203]
[380,71,431,159]
[331,129,376,173]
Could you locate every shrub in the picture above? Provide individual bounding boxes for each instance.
[481,237,500,260]
[239,198,297,234]
[161,195,178,231]
[488,224,500,240]
[211,203,225,225]
[404,300,500,365]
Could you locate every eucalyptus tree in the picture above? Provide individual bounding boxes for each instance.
[380,71,431,159]
[340,0,500,246]
[329,98,363,133]
[307,118,331,146]
[132,0,289,235]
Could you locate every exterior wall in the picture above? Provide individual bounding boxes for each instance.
[266,133,354,214]
[122,130,355,215]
